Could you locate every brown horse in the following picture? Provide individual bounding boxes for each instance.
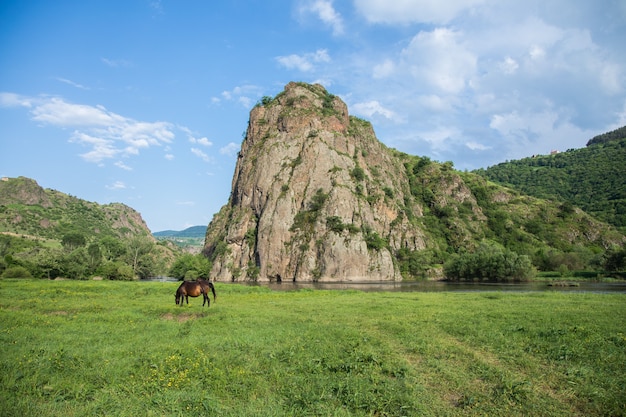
[175,278,216,307]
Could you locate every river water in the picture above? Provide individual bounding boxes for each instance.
[146,277,626,293]
[253,280,626,293]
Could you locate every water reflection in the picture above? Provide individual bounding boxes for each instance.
[245,280,626,294]
[141,277,626,293]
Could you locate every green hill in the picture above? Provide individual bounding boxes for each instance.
[0,176,152,240]
[474,128,626,233]
[0,176,178,279]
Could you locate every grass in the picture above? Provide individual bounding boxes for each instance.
[1,280,625,416]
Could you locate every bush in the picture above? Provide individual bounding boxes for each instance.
[444,241,535,282]
[100,261,134,281]
[1,266,32,279]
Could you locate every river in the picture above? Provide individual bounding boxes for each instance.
[145,277,626,293]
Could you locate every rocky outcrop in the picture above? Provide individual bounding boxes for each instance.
[203,82,625,283]
[204,82,425,282]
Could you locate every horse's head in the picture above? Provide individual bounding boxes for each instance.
[175,292,180,305]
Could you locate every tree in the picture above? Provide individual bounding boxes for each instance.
[99,236,126,261]
[444,241,535,282]
[169,253,211,279]
[604,245,626,272]
[87,242,102,272]
[61,232,86,251]
[100,261,134,280]
[125,236,155,279]
[59,248,89,279]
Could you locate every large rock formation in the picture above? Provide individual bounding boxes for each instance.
[204,82,424,282]
[203,82,625,283]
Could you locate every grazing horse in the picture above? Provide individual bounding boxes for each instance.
[175,278,216,307]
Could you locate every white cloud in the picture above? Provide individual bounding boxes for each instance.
[489,108,593,158]
[276,49,330,72]
[465,141,490,151]
[189,136,212,147]
[1,93,184,164]
[114,161,133,171]
[0,92,33,108]
[354,0,485,24]
[499,57,519,74]
[191,147,210,162]
[352,100,397,120]
[418,95,453,112]
[101,57,132,68]
[105,181,127,190]
[419,126,461,149]
[31,98,123,127]
[402,28,476,94]
[299,0,344,35]
[372,59,394,79]
[70,132,120,163]
[216,84,264,108]
[164,154,174,160]
[219,142,240,157]
[56,77,89,90]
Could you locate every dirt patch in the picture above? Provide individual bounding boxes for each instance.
[161,313,200,322]
[49,311,68,315]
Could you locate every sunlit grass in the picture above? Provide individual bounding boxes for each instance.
[1,279,624,416]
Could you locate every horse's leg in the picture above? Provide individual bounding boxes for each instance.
[203,292,210,307]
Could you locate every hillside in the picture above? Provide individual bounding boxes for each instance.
[474,131,626,232]
[0,176,177,279]
[0,176,153,240]
[203,82,625,282]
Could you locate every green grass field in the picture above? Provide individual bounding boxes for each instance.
[1,279,624,416]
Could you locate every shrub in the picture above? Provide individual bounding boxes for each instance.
[1,265,32,279]
[444,241,535,282]
[351,166,366,182]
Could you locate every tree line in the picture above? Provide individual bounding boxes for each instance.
[0,232,211,280]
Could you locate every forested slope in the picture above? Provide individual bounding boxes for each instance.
[475,130,626,232]
[0,176,178,279]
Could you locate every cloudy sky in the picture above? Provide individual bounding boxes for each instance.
[1,1,625,232]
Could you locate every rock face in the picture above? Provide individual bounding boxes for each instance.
[203,82,625,283]
[204,82,424,282]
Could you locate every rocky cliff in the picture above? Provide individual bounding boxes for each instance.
[204,82,471,282]
[204,82,421,281]
[203,82,624,283]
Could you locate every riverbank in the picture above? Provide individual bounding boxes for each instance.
[1,280,624,416]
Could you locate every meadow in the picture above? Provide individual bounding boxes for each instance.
[0,279,624,416]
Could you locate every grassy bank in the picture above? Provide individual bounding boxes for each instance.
[1,280,624,416]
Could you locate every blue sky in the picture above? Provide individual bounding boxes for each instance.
[1,1,625,232]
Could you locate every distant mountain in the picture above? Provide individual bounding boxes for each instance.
[475,128,626,232]
[153,225,207,238]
